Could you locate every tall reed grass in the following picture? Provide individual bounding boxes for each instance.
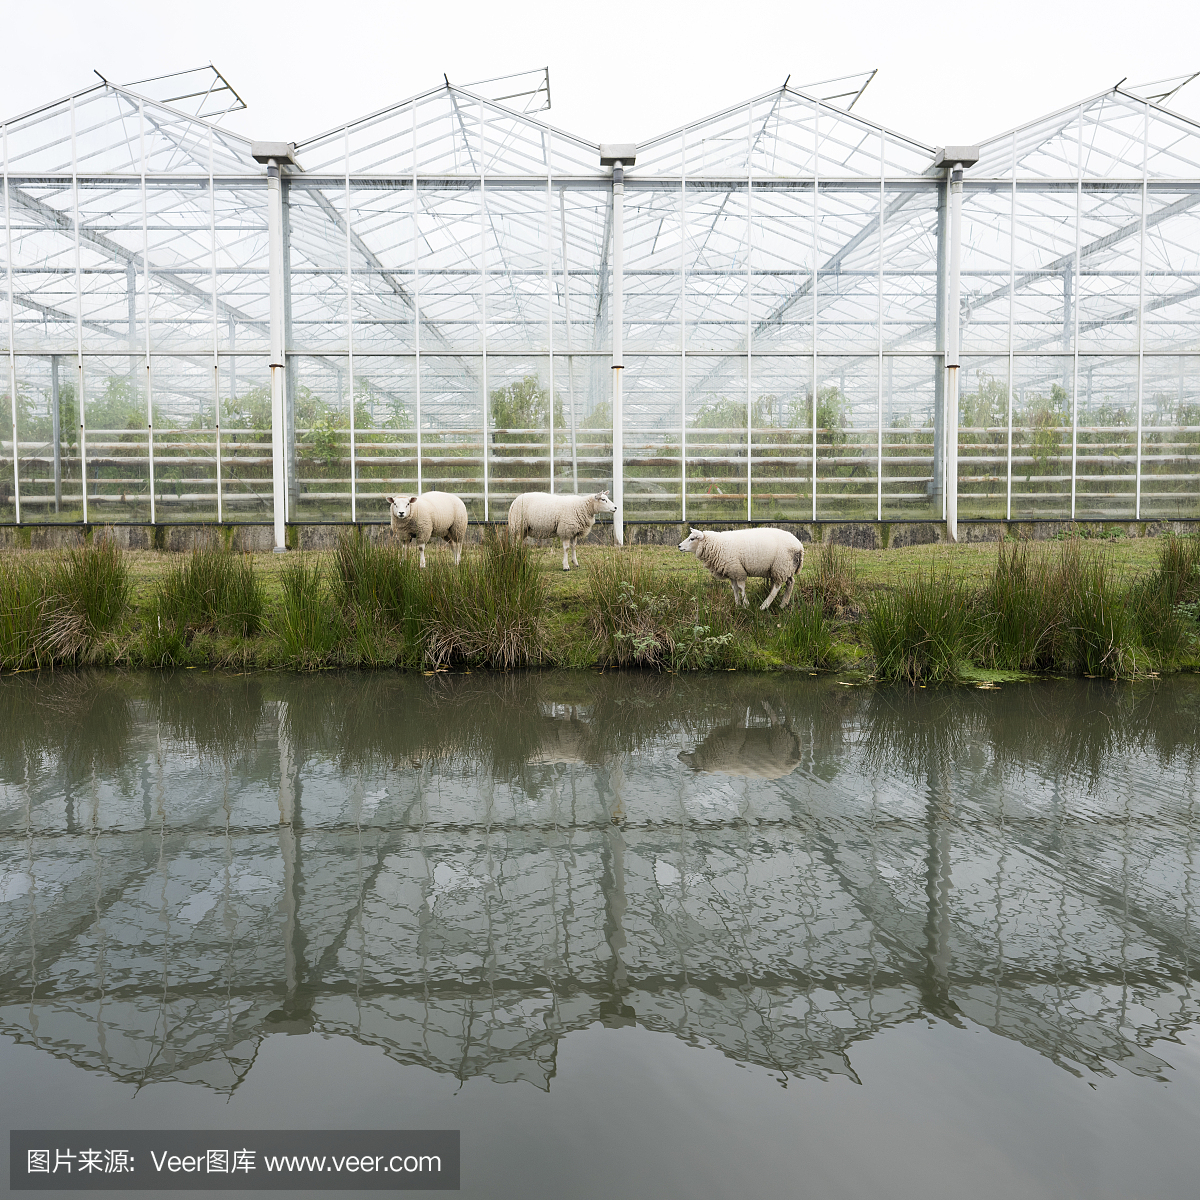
[424,530,546,668]
[157,544,265,636]
[278,557,346,670]
[0,556,48,670]
[865,569,971,683]
[42,537,131,662]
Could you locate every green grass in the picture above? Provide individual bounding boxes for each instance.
[1,530,1197,681]
[865,568,972,683]
[157,543,265,637]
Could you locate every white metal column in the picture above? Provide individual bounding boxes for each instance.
[267,158,288,550]
[479,103,489,522]
[680,131,687,525]
[3,124,18,524]
[1006,135,1016,521]
[611,159,625,546]
[1135,101,1149,520]
[412,104,422,495]
[1070,106,1083,519]
[876,129,885,522]
[746,106,753,522]
[546,134,555,493]
[72,97,86,526]
[209,128,222,524]
[944,162,963,543]
[139,101,156,524]
[344,128,356,523]
[811,102,820,524]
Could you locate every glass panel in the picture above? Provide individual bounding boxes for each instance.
[218,356,272,524]
[962,182,1013,356]
[418,355,486,521]
[151,356,218,523]
[291,356,352,522]
[488,356,551,518]
[624,354,680,523]
[748,353,812,523]
[883,355,939,520]
[82,355,151,523]
[350,357,416,520]
[957,358,1012,520]
[814,185,881,355]
[1074,356,1137,520]
[1075,184,1141,354]
[1008,355,1073,519]
[814,356,879,520]
[1141,355,1200,519]
[685,354,748,523]
[348,183,414,355]
[1143,190,1200,353]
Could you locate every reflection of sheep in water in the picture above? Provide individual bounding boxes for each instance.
[678,703,801,779]
[508,490,617,571]
[386,492,468,568]
[678,527,804,609]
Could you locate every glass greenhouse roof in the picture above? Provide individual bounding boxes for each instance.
[3,67,1200,531]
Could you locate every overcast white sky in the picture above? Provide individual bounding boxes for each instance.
[3,0,1199,151]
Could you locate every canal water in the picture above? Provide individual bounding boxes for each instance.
[1,670,1198,1199]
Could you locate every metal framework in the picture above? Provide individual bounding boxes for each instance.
[3,68,1199,544]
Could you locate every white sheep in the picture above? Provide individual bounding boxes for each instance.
[678,526,805,609]
[507,490,617,571]
[386,491,468,568]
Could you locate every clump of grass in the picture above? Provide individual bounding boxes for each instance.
[865,569,971,683]
[798,540,859,616]
[778,599,839,669]
[424,530,546,669]
[43,536,131,662]
[0,556,49,671]
[157,543,265,637]
[1127,531,1200,667]
[587,553,738,670]
[973,539,1066,671]
[1065,550,1140,678]
[278,557,346,670]
[332,529,427,660]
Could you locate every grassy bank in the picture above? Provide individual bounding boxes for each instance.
[0,531,1197,680]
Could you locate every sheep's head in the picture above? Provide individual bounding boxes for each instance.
[678,528,706,553]
[388,495,417,519]
[595,490,618,514]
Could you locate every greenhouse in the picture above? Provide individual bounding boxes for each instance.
[2,65,1198,545]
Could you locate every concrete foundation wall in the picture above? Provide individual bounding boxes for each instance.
[1,519,1197,554]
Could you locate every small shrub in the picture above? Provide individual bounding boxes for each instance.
[1066,552,1140,678]
[157,544,265,636]
[587,553,738,670]
[332,529,427,658]
[865,569,970,683]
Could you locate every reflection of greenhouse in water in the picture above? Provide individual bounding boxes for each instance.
[0,672,1197,1093]
[2,66,1200,542]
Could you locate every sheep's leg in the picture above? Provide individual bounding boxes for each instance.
[728,579,740,606]
[760,582,782,611]
[561,539,571,571]
[781,576,796,607]
[571,537,580,568]
[418,543,427,570]
[738,580,749,607]
[452,541,462,566]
